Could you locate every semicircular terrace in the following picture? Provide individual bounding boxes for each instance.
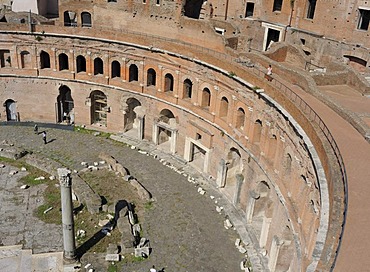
[0,28,345,272]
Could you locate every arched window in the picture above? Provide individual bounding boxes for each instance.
[64,11,77,27]
[219,97,229,118]
[267,134,277,159]
[236,107,245,129]
[20,51,31,69]
[253,119,263,143]
[183,79,192,99]
[94,57,103,75]
[159,109,175,124]
[164,73,174,92]
[111,61,121,78]
[201,88,211,108]
[129,64,139,82]
[284,153,292,175]
[147,68,156,86]
[81,12,92,27]
[58,53,69,71]
[76,55,86,73]
[40,51,50,69]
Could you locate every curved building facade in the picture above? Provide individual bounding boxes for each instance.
[0,0,355,271]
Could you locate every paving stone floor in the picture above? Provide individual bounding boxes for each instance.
[0,125,244,272]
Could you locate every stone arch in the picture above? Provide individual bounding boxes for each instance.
[201,87,211,108]
[111,60,121,78]
[164,73,174,92]
[4,99,17,121]
[76,55,86,73]
[58,53,69,71]
[20,51,31,69]
[81,11,92,27]
[147,68,156,86]
[236,107,245,129]
[159,109,175,124]
[183,78,193,99]
[94,57,103,75]
[40,50,50,69]
[90,90,107,126]
[57,85,74,123]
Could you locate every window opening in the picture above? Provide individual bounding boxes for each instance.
[245,2,254,17]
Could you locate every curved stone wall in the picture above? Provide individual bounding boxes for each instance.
[0,32,329,271]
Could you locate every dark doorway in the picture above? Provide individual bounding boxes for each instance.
[5,99,17,121]
[245,2,254,17]
[184,0,205,19]
[265,28,280,50]
[57,86,74,123]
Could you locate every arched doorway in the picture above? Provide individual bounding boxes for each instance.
[56,86,74,123]
[153,109,177,153]
[122,97,144,140]
[221,148,242,200]
[90,90,107,127]
[4,99,17,121]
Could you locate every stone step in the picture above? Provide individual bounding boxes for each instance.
[0,245,23,272]
[19,249,33,272]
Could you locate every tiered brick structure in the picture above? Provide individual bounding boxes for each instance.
[0,0,362,271]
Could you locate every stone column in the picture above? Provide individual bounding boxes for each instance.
[58,168,76,260]
[216,159,228,188]
[233,174,244,205]
[137,116,144,140]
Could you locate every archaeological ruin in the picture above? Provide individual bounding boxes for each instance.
[0,0,369,271]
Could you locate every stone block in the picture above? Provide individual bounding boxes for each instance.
[115,164,128,176]
[107,243,119,254]
[105,254,120,261]
[129,179,151,201]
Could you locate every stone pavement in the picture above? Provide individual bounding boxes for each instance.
[0,126,250,272]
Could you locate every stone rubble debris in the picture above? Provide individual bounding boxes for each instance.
[224,219,233,229]
[49,175,55,180]
[34,176,45,180]
[0,164,4,168]
[216,206,224,213]
[9,170,18,175]
[76,229,86,238]
[20,184,29,189]
[20,167,27,171]
[43,207,53,214]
